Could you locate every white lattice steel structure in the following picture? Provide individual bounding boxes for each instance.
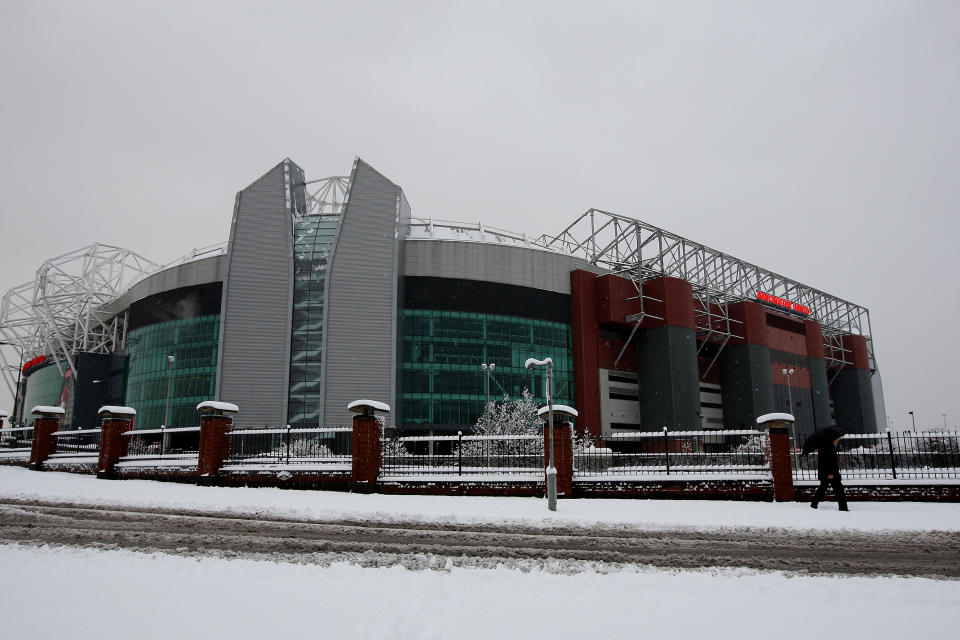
[0,243,159,399]
[536,209,875,372]
[302,176,350,217]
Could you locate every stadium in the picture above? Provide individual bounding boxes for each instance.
[0,158,882,443]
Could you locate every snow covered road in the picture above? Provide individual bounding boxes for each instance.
[2,498,959,577]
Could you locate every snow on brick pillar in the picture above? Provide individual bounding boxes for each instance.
[757,413,796,502]
[197,401,238,477]
[544,421,573,496]
[0,410,6,429]
[540,405,577,497]
[570,270,602,439]
[97,406,135,478]
[29,406,64,470]
[349,400,388,484]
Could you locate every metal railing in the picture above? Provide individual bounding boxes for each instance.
[50,428,101,459]
[574,429,769,479]
[121,426,201,465]
[224,426,352,469]
[793,431,960,481]
[0,426,33,456]
[382,433,544,478]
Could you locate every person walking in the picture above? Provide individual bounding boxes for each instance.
[809,434,849,511]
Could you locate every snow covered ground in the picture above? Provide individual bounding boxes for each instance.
[1,465,959,532]
[1,466,959,639]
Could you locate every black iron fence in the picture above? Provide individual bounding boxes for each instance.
[0,426,34,456]
[574,429,769,478]
[224,427,352,469]
[382,433,544,478]
[121,426,201,465]
[793,431,960,481]
[50,428,101,459]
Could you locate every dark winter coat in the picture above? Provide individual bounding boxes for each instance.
[817,443,841,481]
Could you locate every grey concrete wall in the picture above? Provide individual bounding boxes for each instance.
[319,159,404,427]
[636,326,701,430]
[216,159,301,428]
[719,343,775,429]
[101,255,225,316]
[832,368,879,434]
[403,240,601,294]
[809,358,832,432]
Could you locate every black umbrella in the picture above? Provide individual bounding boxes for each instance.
[801,427,845,456]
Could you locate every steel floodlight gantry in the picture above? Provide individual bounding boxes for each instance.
[536,209,875,374]
[0,243,158,399]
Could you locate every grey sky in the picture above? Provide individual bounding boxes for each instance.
[1,1,957,429]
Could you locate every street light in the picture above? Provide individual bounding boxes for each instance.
[781,368,796,413]
[525,356,556,512]
[909,411,916,432]
[480,363,495,431]
[781,367,797,456]
[0,341,25,426]
[163,355,175,427]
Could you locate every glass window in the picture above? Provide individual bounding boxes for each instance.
[398,309,573,431]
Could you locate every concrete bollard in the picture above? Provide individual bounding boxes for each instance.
[29,406,65,470]
[97,406,136,478]
[348,400,389,485]
[757,412,797,502]
[196,401,238,478]
[538,404,577,498]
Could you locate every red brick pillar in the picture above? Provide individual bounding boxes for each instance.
[758,414,796,502]
[348,400,388,486]
[29,406,64,470]
[543,421,574,496]
[197,401,238,478]
[97,406,135,478]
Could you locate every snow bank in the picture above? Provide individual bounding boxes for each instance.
[1,466,959,533]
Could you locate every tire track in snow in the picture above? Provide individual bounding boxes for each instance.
[1,498,958,578]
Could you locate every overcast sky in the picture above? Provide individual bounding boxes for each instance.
[1,1,957,429]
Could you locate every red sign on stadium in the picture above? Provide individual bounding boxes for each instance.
[756,291,811,316]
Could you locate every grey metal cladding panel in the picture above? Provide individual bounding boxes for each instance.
[322,160,399,427]
[402,240,601,294]
[218,162,293,427]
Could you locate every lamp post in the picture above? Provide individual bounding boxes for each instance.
[909,411,916,432]
[481,363,495,431]
[0,341,25,426]
[781,368,796,413]
[781,367,796,455]
[163,354,175,427]
[525,356,556,512]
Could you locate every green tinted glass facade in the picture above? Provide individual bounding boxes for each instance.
[21,363,68,428]
[124,315,219,428]
[400,309,573,430]
[288,213,341,427]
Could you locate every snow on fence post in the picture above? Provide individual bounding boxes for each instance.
[196,402,239,479]
[757,413,796,502]
[28,406,64,470]
[97,406,136,478]
[0,410,6,429]
[348,400,388,487]
[539,405,577,498]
